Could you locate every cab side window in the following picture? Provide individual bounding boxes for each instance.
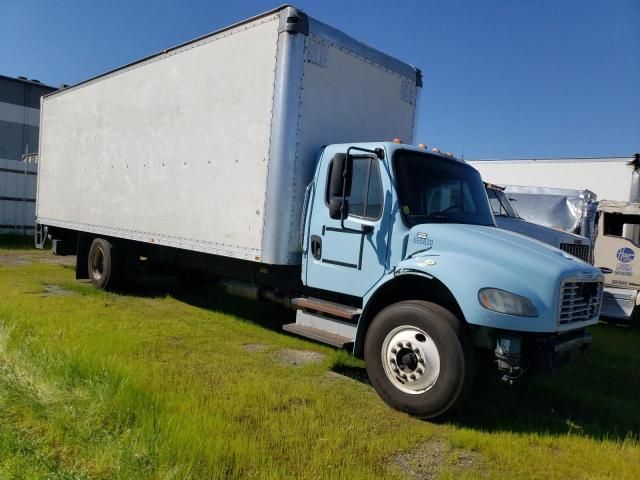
[326,157,383,220]
[345,158,383,219]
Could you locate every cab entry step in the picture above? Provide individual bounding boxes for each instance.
[283,310,357,348]
[290,296,361,320]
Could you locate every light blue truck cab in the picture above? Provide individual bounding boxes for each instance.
[294,141,604,417]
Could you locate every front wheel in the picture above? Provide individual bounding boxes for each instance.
[364,300,473,419]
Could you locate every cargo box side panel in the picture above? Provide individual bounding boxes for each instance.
[262,26,419,265]
[37,15,280,260]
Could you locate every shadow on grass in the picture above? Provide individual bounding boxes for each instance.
[330,364,370,384]
[127,274,296,333]
[104,274,640,442]
[0,233,35,250]
[449,324,640,442]
[329,324,640,442]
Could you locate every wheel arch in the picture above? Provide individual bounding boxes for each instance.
[353,272,467,357]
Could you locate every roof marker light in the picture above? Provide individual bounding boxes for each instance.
[445,152,454,158]
[418,143,427,149]
[431,148,441,153]
[392,138,402,144]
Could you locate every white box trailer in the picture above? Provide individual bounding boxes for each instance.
[36,5,420,266]
[468,156,639,203]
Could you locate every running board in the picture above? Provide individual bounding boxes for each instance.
[291,296,361,321]
[283,310,357,348]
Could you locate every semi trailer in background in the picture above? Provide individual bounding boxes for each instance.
[35,5,604,418]
[469,155,640,203]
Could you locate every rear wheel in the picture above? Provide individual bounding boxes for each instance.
[364,300,473,419]
[88,238,122,290]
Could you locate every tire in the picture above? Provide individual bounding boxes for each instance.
[364,300,474,419]
[87,238,123,290]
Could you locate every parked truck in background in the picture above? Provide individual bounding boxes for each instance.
[485,183,592,263]
[34,5,604,418]
[475,157,640,323]
[591,201,640,322]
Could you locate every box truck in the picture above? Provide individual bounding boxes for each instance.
[35,5,604,418]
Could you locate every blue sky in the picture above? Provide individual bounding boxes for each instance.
[1,0,638,159]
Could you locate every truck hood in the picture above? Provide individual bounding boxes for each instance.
[404,223,590,275]
[398,223,603,333]
[493,216,590,248]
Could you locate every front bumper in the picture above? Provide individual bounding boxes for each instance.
[495,328,592,376]
[600,287,637,320]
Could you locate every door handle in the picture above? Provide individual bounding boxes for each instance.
[310,235,322,260]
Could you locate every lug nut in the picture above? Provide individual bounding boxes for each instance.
[390,358,396,364]
[417,368,423,375]
[397,342,403,348]
[391,348,397,354]
[409,374,416,380]
[413,348,420,354]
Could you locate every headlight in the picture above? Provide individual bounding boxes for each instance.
[478,288,538,317]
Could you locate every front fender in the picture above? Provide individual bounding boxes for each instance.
[405,253,562,331]
[364,253,563,334]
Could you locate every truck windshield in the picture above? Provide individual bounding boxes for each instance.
[486,187,519,218]
[394,151,494,227]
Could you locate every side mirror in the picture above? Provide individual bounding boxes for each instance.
[328,153,352,220]
[329,197,342,220]
[329,198,348,220]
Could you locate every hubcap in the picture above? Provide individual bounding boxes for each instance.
[90,246,105,281]
[381,326,440,394]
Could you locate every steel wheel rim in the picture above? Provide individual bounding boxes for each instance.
[90,246,105,281]
[381,325,440,394]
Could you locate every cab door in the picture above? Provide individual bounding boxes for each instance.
[303,148,390,297]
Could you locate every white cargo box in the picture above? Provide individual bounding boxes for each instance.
[36,6,421,265]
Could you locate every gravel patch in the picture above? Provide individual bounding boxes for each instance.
[390,438,487,480]
[0,253,75,267]
[272,348,325,366]
[40,284,75,297]
[0,255,32,266]
[242,343,268,353]
[37,255,76,266]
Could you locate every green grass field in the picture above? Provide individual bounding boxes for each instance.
[0,239,638,479]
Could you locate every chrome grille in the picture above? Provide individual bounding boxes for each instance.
[559,281,603,325]
[560,243,591,263]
